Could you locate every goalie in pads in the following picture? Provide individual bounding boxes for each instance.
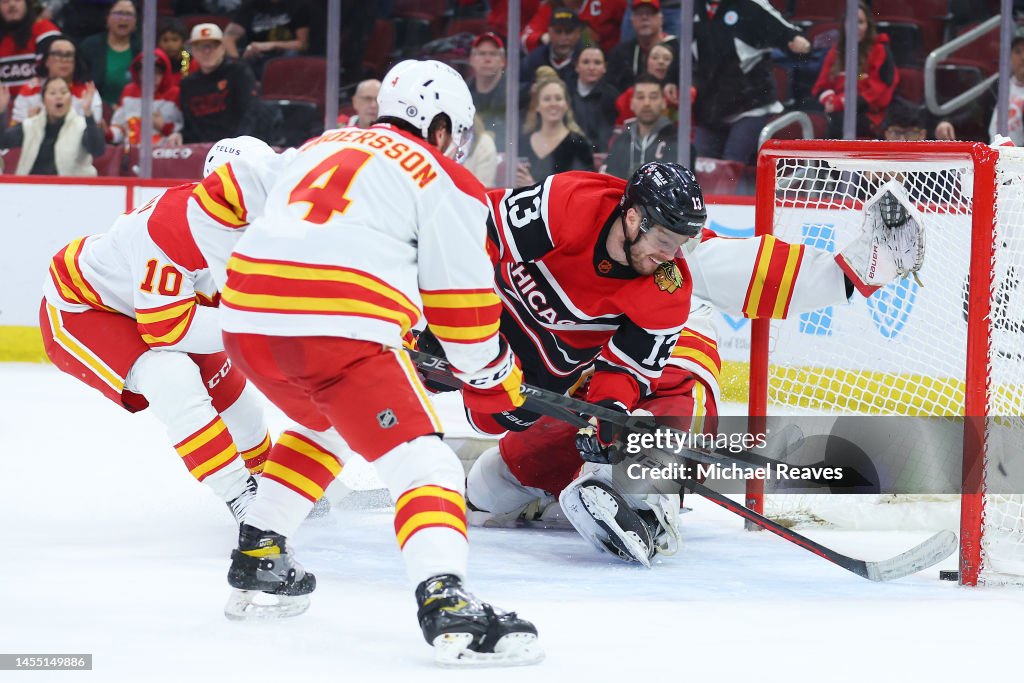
[466,174,927,567]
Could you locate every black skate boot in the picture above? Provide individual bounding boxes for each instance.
[226,476,258,525]
[224,523,316,621]
[415,574,544,667]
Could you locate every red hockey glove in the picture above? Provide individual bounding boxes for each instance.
[456,337,526,415]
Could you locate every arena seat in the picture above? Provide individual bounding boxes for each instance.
[261,56,327,111]
[694,157,752,196]
[92,144,124,177]
[266,99,324,148]
[947,23,1000,75]
[0,148,20,174]
[896,66,925,104]
[873,0,951,55]
[362,19,396,78]
[126,143,213,180]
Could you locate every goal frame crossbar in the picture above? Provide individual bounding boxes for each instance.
[746,140,1003,586]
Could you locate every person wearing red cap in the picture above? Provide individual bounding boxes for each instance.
[521,0,626,55]
[467,32,510,144]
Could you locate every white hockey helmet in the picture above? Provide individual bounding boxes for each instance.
[203,135,275,177]
[377,59,476,163]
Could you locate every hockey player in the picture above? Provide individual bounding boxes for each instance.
[462,167,926,565]
[39,136,285,524]
[217,60,543,667]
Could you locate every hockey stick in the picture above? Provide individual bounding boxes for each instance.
[410,349,958,581]
[412,349,868,484]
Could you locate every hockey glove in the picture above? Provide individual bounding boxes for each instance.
[575,400,631,465]
[413,328,458,394]
[456,336,526,415]
[836,179,925,296]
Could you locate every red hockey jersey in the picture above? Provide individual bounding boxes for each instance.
[487,171,691,410]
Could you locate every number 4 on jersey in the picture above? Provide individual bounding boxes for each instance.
[288,148,372,224]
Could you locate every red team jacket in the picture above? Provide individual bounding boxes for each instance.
[487,171,691,412]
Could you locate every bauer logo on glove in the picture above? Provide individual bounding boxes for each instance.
[835,179,926,297]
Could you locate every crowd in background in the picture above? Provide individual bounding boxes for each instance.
[0,0,1019,191]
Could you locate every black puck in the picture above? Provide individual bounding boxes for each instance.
[939,570,959,582]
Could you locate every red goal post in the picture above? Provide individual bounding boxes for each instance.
[745,139,1024,587]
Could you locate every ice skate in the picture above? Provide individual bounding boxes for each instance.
[416,574,544,667]
[224,524,316,620]
[225,476,258,525]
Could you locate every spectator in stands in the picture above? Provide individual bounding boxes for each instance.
[603,74,676,179]
[812,2,898,140]
[464,115,498,187]
[44,1,114,43]
[571,46,618,152]
[521,7,585,89]
[693,0,809,164]
[621,0,681,42]
[467,31,509,144]
[522,0,626,55]
[109,49,183,147]
[341,78,379,128]
[607,0,677,93]
[224,0,311,79]
[177,22,261,144]
[487,0,542,44]
[935,32,1024,146]
[516,66,593,187]
[158,18,191,89]
[307,0,376,89]
[614,41,677,124]
[7,34,102,125]
[0,0,61,98]
[0,75,105,175]
[79,0,141,107]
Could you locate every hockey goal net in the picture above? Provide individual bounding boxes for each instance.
[746,140,1024,586]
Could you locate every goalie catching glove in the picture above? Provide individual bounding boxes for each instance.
[454,336,527,415]
[835,179,926,296]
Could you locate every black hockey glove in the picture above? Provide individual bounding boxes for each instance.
[575,400,628,465]
[414,328,458,394]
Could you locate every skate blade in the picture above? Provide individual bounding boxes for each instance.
[579,486,652,568]
[224,589,310,621]
[433,632,545,668]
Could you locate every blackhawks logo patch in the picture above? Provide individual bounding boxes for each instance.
[653,262,683,293]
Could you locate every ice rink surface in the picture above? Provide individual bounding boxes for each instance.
[2,362,1020,682]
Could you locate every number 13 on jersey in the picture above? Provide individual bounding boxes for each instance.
[288,148,373,224]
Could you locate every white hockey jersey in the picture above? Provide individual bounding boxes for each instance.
[219,124,503,375]
[665,229,850,410]
[188,148,294,291]
[43,185,223,353]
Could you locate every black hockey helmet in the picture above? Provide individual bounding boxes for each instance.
[620,162,706,237]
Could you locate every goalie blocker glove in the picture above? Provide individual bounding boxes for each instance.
[835,179,926,296]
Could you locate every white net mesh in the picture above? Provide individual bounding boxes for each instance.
[757,144,1024,585]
